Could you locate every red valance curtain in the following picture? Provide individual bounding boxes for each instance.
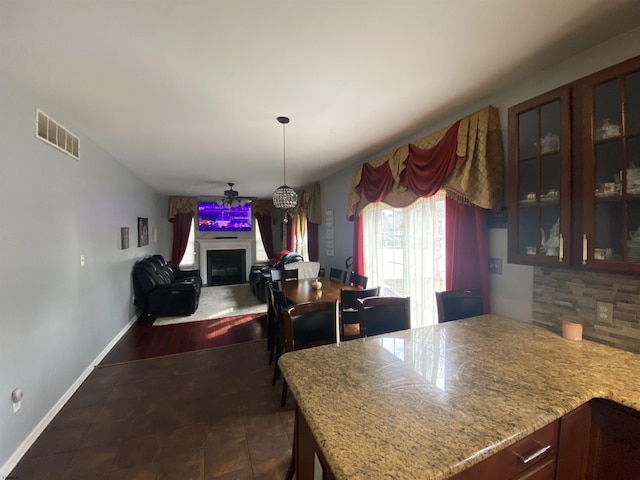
[356,161,395,203]
[347,108,500,312]
[399,122,461,196]
[350,121,461,276]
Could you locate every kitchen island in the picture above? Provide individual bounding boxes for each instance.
[278,315,640,479]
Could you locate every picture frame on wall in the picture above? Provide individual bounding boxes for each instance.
[121,227,130,249]
[138,217,149,247]
[325,210,334,256]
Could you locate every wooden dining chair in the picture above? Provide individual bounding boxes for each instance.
[268,282,290,387]
[339,286,380,339]
[270,268,298,288]
[329,267,347,283]
[266,280,285,364]
[285,261,320,279]
[348,272,368,289]
[357,296,411,337]
[435,289,484,323]
[280,301,338,406]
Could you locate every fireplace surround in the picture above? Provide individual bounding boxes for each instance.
[196,239,253,286]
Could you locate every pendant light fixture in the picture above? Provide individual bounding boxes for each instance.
[272,116,298,215]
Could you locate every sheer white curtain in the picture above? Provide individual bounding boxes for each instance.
[363,193,446,328]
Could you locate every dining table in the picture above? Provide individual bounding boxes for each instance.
[280,277,356,305]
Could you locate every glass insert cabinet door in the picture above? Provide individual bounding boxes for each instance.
[508,87,571,265]
[581,61,640,267]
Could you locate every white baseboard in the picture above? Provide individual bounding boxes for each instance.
[0,314,138,479]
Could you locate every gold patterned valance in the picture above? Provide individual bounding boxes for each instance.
[252,199,277,219]
[346,106,504,219]
[168,196,198,221]
[291,183,321,224]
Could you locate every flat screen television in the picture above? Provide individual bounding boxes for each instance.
[198,202,252,232]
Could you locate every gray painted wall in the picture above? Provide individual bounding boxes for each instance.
[0,69,170,470]
[318,26,640,323]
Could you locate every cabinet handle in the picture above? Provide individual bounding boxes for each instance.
[514,442,552,464]
[583,234,588,265]
[559,234,564,262]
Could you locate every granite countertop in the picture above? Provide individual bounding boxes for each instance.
[278,315,640,479]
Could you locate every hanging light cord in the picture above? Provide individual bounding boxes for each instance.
[282,120,286,184]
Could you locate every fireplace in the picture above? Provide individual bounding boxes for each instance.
[207,249,246,286]
[196,239,254,286]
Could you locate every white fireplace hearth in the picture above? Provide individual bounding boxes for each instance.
[196,239,254,285]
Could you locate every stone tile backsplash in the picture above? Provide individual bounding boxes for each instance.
[532,267,640,354]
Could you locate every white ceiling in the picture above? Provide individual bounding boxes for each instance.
[2,1,640,200]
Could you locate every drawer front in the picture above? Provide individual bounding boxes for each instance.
[515,459,556,480]
[450,420,559,480]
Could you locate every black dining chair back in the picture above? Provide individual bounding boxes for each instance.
[280,301,338,405]
[348,272,368,289]
[357,296,411,337]
[329,267,347,283]
[435,289,484,323]
[270,268,298,287]
[266,281,288,363]
[268,283,290,391]
[283,301,338,352]
[339,286,380,338]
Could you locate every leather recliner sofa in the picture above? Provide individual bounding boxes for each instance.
[132,254,202,316]
[249,250,304,303]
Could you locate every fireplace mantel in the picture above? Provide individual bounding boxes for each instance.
[196,239,253,285]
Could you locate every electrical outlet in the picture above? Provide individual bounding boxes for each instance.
[596,301,613,325]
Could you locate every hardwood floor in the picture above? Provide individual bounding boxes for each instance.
[9,312,295,480]
[100,312,268,365]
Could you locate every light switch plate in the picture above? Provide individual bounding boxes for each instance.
[489,258,503,275]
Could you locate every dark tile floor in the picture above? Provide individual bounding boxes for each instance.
[10,340,295,480]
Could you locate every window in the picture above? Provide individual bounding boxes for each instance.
[179,219,196,268]
[362,193,446,328]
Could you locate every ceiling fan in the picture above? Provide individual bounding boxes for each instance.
[220,182,252,207]
[223,182,239,203]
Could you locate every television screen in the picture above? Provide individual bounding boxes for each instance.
[198,202,252,232]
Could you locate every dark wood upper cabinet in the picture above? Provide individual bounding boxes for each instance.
[575,55,640,272]
[508,55,640,272]
[508,87,572,266]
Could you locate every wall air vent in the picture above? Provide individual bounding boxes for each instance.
[35,108,80,160]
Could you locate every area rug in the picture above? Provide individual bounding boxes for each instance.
[152,284,267,326]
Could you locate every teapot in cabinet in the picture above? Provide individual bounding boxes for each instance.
[541,220,560,256]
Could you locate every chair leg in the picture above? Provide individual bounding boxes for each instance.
[281,379,288,407]
[272,342,282,386]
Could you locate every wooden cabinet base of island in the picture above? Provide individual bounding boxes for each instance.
[449,420,558,480]
[293,400,640,480]
[556,399,640,480]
